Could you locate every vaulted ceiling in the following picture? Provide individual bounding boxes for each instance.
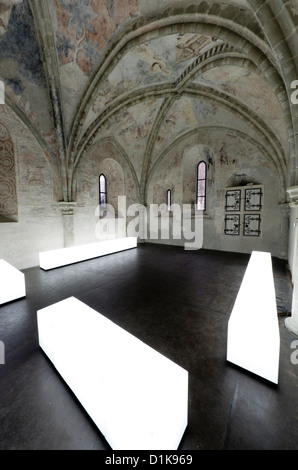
[1,0,298,202]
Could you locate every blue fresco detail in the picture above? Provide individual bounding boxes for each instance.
[56,33,74,62]
[6,78,25,95]
[0,0,46,88]
[58,0,97,38]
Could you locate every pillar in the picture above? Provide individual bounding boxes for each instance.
[58,202,77,248]
[285,187,298,335]
[280,202,290,259]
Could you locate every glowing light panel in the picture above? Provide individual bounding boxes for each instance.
[227,251,280,384]
[39,237,137,270]
[37,297,188,450]
[0,259,26,304]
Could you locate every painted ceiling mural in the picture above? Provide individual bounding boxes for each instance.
[53,0,139,74]
[0,0,55,151]
[81,33,223,136]
[0,0,294,202]
[51,0,139,134]
[195,66,289,149]
[98,98,162,180]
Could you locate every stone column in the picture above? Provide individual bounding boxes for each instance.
[58,202,77,248]
[279,203,290,259]
[285,187,298,335]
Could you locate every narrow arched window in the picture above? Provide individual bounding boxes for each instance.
[167,189,171,211]
[197,161,207,211]
[99,174,107,208]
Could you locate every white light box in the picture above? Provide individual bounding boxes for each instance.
[37,297,188,450]
[39,237,137,270]
[227,251,280,384]
[0,259,26,305]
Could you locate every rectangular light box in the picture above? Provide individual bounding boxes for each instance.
[0,259,26,305]
[39,237,137,270]
[37,297,188,450]
[227,251,280,384]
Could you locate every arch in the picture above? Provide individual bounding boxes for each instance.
[146,126,287,204]
[72,137,139,204]
[65,6,294,203]
[247,0,298,186]
[72,82,288,206]
[68,10,281,158]
[4,95,61,199]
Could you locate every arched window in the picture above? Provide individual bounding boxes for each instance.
[99,174,107,208]
[196,161,207,211]
[166,189,171,211]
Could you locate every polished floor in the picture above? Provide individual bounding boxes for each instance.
[0,243,297,450]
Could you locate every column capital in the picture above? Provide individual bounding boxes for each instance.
[285,316,298,337]
[57,201,77,216]
[287,186,298,204]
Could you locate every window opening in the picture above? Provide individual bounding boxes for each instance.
[197,161,207,211]
[167,189,171,211]
[99,174,107,208]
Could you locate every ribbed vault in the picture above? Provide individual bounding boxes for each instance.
[0,0,296,203]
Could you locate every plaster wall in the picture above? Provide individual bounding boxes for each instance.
[72,141,139,246]
[0,205,63,270]
[0,108,63,269]
[146,131,285,259]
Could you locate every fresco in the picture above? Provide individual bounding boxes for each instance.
[149,94,254,172]
[0,0,45,87]
[153,97,197,158]
[0,0,23,37]
[0,0,56,155]
[147,127,278,230]
[196,65,288,152]
[85,34,218,113]
[54,0,139,75]
[175,33,221,63]
[93,98,162,181]
[75,139,138,208]
[289,0,298,16]
[51,0,139,134]
[82,33,221,132]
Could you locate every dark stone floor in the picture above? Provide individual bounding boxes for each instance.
[0,243,296,451]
